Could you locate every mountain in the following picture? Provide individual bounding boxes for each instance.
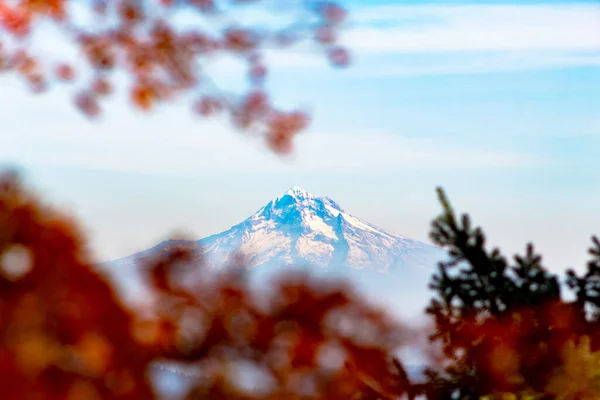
[107,186,445,275]
[101,186,448,325]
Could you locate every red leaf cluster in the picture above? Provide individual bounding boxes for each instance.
[440,300,594,394]
[0,172,155,398]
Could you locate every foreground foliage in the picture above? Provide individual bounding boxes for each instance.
[1,171,600,399]
[425,188,600,400]
[0,172,412,399]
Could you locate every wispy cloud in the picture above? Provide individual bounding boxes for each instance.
[356,51,600,77]
[205,3,600,77]
[344,4,600,53]
[331,2,600,76]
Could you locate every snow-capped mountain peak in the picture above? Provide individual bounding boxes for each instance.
[284,186,310,198]
[102,187,448,315]
[107,187,446,282]
[141,187,443,274]
[253,186,344,225]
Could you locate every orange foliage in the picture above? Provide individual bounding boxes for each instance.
[138,246,414,398]
[438,299,591,395]
[0,172,155,398]
[0,0,351,153]
[0,172,414,399]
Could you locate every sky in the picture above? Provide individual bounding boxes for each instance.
[1,0,600,273]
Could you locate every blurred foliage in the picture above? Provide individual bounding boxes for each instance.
[0,0,351,153]
[545,336,600,400]
[2,171,600,399]
[0,171,156,398]
[0,171,413,399]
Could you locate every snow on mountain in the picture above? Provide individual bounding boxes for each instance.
[200,186,445,272]
[101,187,448,319]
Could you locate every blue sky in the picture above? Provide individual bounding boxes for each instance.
[1,0,599,272]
